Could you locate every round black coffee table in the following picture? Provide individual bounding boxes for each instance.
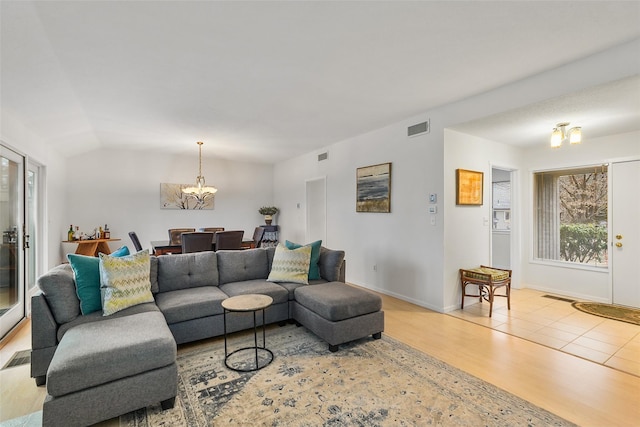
[221,294,274,372]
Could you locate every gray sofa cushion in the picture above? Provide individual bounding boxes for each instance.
[319,248,345,282]
[219,279,289,305]
[47,311,176,397]
[294,282,381,322]
[157,252,218,292]
[155,286,228,324]
[37,264,80,324]
[217,249,270,285]
[266,246,276,269]
[150,256,159,293]
[277,279,328,300]
[56,302,160,342]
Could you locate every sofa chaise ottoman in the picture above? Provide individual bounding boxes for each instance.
[43,310,177,427]
[292,282,384,352]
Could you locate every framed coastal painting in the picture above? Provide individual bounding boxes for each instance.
[160,183,215,210]
[356,162,391,213]
[456,169,483,205]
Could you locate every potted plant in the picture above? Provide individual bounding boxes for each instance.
[258,206,279,225]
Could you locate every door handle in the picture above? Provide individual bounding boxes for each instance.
[23,225,29,249]
[615,242,623,248]
[616,234,623,240]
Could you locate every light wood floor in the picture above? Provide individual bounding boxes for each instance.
[1,290,639,426]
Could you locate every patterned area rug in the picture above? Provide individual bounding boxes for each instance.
[572,301,640,326]
[120,325,574,426]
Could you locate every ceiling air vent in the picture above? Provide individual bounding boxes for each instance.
[408,120,430,137]
[318,152,328,161]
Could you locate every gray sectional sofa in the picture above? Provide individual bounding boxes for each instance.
[31,246,384,427]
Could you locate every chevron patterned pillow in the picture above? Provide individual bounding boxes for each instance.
[267,243,312,285]
[99,250,154,316]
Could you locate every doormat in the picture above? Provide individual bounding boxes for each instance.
[1,349,31,370]
[572,302,640,326]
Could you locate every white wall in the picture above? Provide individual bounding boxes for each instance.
[520,130,640,302]
[275,116,446,311]
[443,130,523,311]
[64,148,273,263]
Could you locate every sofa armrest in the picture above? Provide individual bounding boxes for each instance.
[31,291,58,349]
[318,247,346,282]
[31,291,59,383]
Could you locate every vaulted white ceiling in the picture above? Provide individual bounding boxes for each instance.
[2,1,639,163]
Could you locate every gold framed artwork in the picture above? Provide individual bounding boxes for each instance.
[456,169,483,206]
[356,162,391,213]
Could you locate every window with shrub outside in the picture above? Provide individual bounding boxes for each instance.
[534,165,608,267]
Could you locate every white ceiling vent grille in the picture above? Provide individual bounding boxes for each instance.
[408,120,430,137]
[318,152,328,161]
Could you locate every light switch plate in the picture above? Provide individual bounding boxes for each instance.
[428,206,437,214]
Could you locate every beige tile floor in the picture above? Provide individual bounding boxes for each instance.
[449,288,640,376]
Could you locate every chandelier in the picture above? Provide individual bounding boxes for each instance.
[550,122,582,148]
[182,141,217,202]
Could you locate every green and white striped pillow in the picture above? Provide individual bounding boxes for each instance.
[99,250,154,316]
[267,243,312,285]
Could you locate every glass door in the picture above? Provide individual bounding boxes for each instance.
[0,145,25,338]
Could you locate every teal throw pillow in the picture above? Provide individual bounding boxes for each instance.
[285,240,322,280]
[67,246,130,315]
[111,245,131,257]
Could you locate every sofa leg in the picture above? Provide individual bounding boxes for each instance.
[372,332,382,340]
[294,321,302,327]
[329,344,339,352]
[34,375,46,386]
[278,321,287,327]
[160,397,176,410]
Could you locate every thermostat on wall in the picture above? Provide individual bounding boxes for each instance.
[428,206,437,214]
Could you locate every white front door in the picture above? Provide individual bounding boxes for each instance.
[611,160,640,308]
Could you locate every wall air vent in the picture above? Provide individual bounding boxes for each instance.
[318,152,328,161]
[408,120,430,137]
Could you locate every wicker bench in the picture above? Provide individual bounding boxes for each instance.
[460,266,512,317]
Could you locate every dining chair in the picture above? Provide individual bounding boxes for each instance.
[181,232,215,253]
[215,230,244,250]
[252,226,265,248]
[168,228,195,245]
[128,231,143,252]
[199,227,225,243]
